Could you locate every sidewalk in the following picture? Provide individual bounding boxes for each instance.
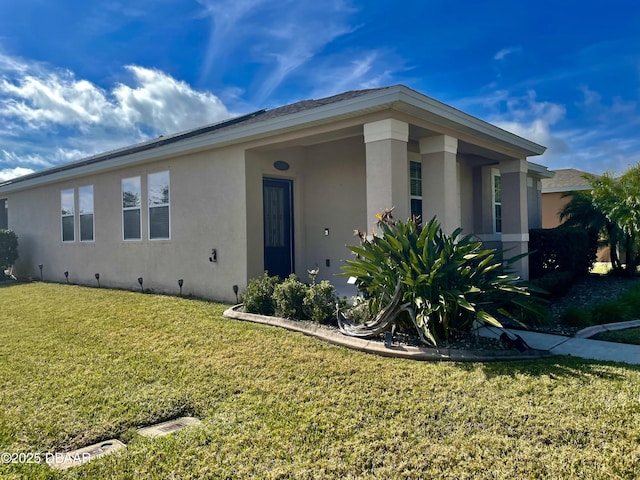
[478,326,640,365]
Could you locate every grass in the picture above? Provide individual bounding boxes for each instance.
[1,283,640,479]
[593,328,640,345]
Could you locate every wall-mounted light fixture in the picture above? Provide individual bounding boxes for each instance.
[95,273,100,288]
[178,279,184,296]
[209,249,217,262]
[64,271,69,284]
[137,277,144,292]
[38,264,43,281]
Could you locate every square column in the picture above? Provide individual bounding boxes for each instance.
[500,158,529,279]
[363,119,409,232]
[419,135,460,234]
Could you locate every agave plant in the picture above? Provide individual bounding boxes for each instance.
[340,211,540,346]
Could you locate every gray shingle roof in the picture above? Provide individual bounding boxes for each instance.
[541,168,595,191]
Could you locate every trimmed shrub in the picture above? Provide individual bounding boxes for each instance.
[529,226,597,280]
[0,229,19,278]
[243,272,280,315]
[591,301,631,325]
[303,280,337,323]
[273,274,307,319]
[560,307,593,328]
[530,271,574,297]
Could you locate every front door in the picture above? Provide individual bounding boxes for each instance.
[263,178,294,278]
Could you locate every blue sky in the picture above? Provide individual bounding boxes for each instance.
[1,0,639,181]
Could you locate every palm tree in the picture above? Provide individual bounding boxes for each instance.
[559,190,623,273]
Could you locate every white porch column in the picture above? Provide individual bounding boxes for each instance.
[500,158,529,280]
[419,135,460,234]
[363,119,409,232]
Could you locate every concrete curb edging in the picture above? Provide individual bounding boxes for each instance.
[575,319,640,339]
[223,305,553,362]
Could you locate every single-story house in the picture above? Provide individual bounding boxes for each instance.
[541,168,592,228]
[0,85,551,302]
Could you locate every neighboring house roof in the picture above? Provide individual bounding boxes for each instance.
[541,168,595,193]
[0,84,547,193]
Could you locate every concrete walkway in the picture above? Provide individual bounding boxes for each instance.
[478,325,640,365]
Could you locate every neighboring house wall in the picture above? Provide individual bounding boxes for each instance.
[541,191,567,228]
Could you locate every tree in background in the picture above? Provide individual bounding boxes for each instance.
[561,164,640,276]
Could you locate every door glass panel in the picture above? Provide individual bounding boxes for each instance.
[264,186,285,248]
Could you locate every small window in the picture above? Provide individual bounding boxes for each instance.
[122,177,141,240]
[79,185,94,242]
[492,172,502,233]
[61,189,75,242]
[148,171,170,240]
[410,161,422,221]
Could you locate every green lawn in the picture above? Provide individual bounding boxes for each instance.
[1,283,640,479]
[594,327,640,345]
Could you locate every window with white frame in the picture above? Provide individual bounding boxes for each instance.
[148,171,170,240]
[79,185,94,242]
[410,160,422,221]
[122,176,142,240]
[61,189,75,242]
[492,170,502,233]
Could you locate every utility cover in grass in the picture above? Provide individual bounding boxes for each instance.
[47,439,126,470]
[137,416,201,438]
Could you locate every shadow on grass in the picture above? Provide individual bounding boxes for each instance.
[464,355,640,381]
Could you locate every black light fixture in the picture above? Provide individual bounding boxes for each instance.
[178,279,184,296]
[137,277,144,292]
[38,264,43,281]
[209,249,217,262]
[95,273,100,288]
[232,284,239,303]
[64,271,69,284]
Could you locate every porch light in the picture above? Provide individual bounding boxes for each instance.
[137,277,144,292]
[64,271,69,284]
[209,249,217,262]
[38,264,43,281]
[178,279,184,296]
[95,273,100,288]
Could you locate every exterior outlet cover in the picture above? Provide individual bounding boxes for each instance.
[324,228,329,236]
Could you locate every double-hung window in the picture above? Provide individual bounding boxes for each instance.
[61,189,75,242]
[492,170,502,233]
[79,185,94,242]
[410,160,423,220]
[148,171,170,240]
[122,177,142,240]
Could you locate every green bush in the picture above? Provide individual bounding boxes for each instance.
[530,271,574,297]
[0,229,19,277]
[273,274,307,319]
[341,212,544,346]
[243,272,280,315]
[529,227,596,280]
[560,307,593,327]
[591,301,631,325]
[303,280,337,323]
[619,283,640,318]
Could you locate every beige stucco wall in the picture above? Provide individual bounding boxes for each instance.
[9,146,248,302]
[541,192,567,228]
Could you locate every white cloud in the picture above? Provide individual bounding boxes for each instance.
[0,166,34,181]
[0,52,232,171]
[494,46,522,61]
[197,0,359,102]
